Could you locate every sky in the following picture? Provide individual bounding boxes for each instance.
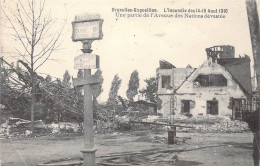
[1,0,259,102]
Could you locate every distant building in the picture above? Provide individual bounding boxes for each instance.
[157,45,254,119]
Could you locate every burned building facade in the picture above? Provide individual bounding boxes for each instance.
[157,45,253,118]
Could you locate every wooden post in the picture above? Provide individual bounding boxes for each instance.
[72,13,103,166]
[81,68,97,166]
[0,57,2,119]
[246,0,260,96]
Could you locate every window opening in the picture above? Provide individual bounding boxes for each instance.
[194,74,227,87]
[162,75,171,88]
[207,100,218,115]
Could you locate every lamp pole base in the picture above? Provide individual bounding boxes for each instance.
[81,148,97,166]
[168,127,176,144]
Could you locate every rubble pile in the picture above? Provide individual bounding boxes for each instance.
[175,115,250,133]
[143,115,165,123]
[99,152,178,166]
[193,119,249,133]
[1,118,50,138]
[95,119,117,133]
[94,106,150,132]
[153,136,191,144]
[0,118,83,138]
[94,105,121,133]
[50,122,81,134]
[174,114,226,124]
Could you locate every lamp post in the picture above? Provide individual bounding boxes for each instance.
[166,85,176,144]
[166,85,174,124]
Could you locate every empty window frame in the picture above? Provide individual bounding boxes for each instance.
[207,100,218,115]
[193,74,227,87]
[161,75,171,88]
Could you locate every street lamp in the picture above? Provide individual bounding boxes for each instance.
[166,84,176,144]
[166,84,174,125]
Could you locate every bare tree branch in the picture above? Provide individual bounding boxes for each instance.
[34,14,53,46]
[15,48,30,64]
[16,4,32,43]
[34,21,66,71]
[18,0,33,22]
[1,7,31,56]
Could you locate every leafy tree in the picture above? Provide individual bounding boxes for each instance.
[92,69,103,104]
[45,75,52,83]
[139,76,162,110]
[107,74,122,105]
[126,70,139,102]
[1,0,66,132]
[139,77,158,103]
[62,70,71,87]
[75,70,83,93]
[77,70,83,78]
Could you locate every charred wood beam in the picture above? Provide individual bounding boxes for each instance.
[130,120,195,128]
[2,59,29,85]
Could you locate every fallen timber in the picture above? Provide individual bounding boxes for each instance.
[129,120,195,128]
[38,144,227,166]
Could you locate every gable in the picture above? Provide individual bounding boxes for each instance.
[176,59,247,97]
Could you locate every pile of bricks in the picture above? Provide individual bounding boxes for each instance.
[176,115,249,133]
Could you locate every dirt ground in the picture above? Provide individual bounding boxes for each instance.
[0,130,255,166]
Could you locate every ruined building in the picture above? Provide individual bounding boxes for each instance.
[157,45,255,119]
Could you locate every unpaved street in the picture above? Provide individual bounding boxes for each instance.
[0,131,254,166]
[176,143,253,166]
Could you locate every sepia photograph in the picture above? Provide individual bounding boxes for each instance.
[0,0,260,165]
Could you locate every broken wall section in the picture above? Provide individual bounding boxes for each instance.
[175,60,247,117]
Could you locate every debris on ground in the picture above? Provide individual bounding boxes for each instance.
[99,152,178,166]
[174,114,249,133]
[0,118,82,138]
[0,112,250,139]
[49,122,81,134]
[1,118,50,138]
[37,152,179,166]
[127,113,249,133]
[142,115,161,122]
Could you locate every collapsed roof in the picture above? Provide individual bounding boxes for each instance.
[159,59,176,69]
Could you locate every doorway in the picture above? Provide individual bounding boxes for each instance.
[181,100,190,113]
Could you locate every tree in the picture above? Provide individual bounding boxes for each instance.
[62,70,71,87]
[126,70,139,102]
[139,76,162,110]
[45,75,52,83]
[92,69,103,104]
[77,69,83,78]
[1,60,83,125]
[107,74,122,106]
[139,77,157,103]
[1,0,66,132]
